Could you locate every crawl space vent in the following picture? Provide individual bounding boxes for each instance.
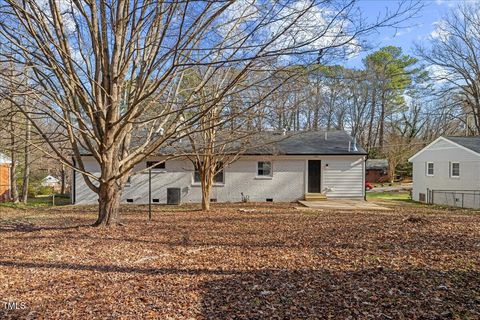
[418,193,425,202]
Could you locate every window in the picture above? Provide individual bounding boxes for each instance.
[194,162,224,184]
[426,162,434,176]
[450,162,460,177]
[146,161,165,170]
[257,161,272,177]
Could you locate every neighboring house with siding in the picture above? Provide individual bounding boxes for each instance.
[0,152,11,202]
[41,175,61,192]
[409,136,480,208]
[72,131,367,205]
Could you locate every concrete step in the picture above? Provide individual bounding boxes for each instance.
[304,193,327,201]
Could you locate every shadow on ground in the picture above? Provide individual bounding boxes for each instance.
[1,259,478,319]
[200,268,480,319]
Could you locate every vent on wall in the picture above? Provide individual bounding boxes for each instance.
[152,199,159,203]
[419,193,425,203]
[126,199,134,203]
[266,198,273,202]
[210,198,217,203]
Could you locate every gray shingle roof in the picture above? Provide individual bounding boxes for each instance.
[79,130,367,156]
[244,131,366,155]
[445,136,480,154]
[366,159,388,170]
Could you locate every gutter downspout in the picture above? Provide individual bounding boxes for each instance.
[364,155,367,201]
[9,163,11,200]
[72,157,76,205]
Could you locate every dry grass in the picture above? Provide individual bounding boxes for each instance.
[0,202,479,319]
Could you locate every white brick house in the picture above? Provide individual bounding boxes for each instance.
[72,131,367,205]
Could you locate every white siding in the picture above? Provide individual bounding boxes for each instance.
[322,157,364,197]
[411,138,480,205]
[74,155,365,204]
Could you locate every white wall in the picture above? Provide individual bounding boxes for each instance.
[73,155,365,205]
[322,157,365,198]
[411,138,480,205]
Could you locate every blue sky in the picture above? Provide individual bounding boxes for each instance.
[343,0,457,68]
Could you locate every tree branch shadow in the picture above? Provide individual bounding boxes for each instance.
[0,222,90,233]
[200,268,480,319]
[0,259,478,318]
[0,260,239,276]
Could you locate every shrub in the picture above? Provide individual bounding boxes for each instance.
[37,186,54,196]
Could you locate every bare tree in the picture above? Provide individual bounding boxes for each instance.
[416,2,480,134]
[0,0,422,225]
[21,101,31,204]
[182,66,294,210]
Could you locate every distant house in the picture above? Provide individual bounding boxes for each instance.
[409,136,480,208]
[41,175,61,192]
[0,152,11,202]
[72,131,368,205]
[365,159,389,183]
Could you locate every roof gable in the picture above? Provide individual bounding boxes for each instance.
[409,136,480,162]
[444,136,480,154]
[366,159,388,169]
[42,175,60,183]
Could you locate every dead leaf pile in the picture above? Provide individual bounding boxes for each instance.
[0,202,478,319]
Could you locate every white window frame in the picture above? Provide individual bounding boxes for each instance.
[426,162,434,176]
[256,161,273,179]
[450,162,460,178]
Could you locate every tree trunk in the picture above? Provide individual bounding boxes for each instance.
[388,159,397,184]
[9,117,19,203]
[379,93,386,153]
[367,86,376,151]
[201,172,214,211]
[94,181,123,226]
[201,183,211,211]
[21,114,31,204]
[60,163,66,195]
[313,79,320,130]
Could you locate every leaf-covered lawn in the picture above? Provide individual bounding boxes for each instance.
[0,203,479,319]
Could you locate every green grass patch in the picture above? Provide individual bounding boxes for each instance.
[367,191,411,201]
[0,195,71,208]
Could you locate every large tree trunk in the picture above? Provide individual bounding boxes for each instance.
[201,183,212,211]
[200,161,216,211]
[94,180,123,226]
